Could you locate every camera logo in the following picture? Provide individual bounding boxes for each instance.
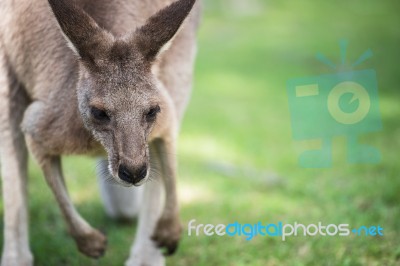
[287,40,382,168]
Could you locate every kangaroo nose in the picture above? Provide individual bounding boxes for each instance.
[118,165,133,183]
[136,165,148,181]
[118,164,147,184]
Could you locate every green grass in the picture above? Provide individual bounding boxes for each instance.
[1,0,400,265]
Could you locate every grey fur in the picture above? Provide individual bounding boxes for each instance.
[0,0,200,265]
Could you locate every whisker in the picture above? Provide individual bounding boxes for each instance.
[146,174,162,184]
[94,159,121,186]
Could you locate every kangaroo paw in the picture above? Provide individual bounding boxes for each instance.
[151,216,182,256]
[74,229,107,258]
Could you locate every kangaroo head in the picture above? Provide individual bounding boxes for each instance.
[48,0,196,186]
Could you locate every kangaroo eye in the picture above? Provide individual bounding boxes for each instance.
[145,105,161,122]
[90,107,110,122]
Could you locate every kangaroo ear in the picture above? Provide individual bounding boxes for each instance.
[131,0,196,62]
[48,0,113,62]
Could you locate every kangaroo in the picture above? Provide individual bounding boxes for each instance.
[0,0,200,265]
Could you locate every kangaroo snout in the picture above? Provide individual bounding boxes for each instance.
[118,163,148,186]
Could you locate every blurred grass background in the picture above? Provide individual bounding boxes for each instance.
[1,0,400,265]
